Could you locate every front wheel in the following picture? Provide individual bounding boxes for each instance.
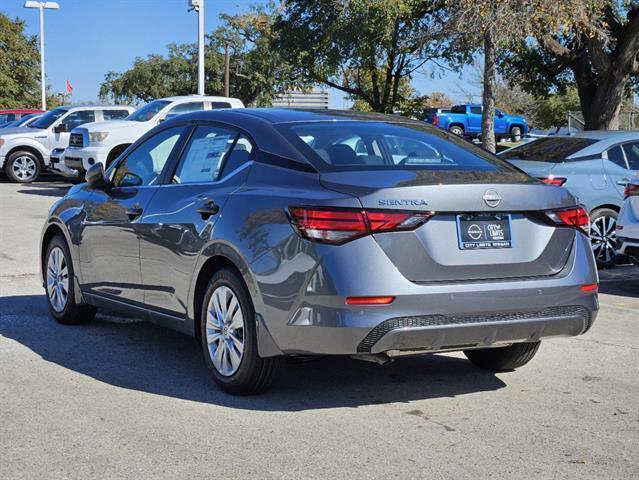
[45,234,96,325]
[5,151,41,183]
[200,268,282,395]
[590,208,618,269]
[464,342,541,371]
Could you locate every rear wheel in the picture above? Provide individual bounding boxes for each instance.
[510,126,523,141]
[464,342,541,371]
[449,125,464,136]
[590,208,618,269]
[44,234,96,325]
[5,151,40,183]
[200,268,282,395]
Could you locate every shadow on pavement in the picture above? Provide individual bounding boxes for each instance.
[0,293,507,410]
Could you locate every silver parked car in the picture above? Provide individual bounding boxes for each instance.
[500,131,639,268]
[617,175,639,261]
[40,109,598,394]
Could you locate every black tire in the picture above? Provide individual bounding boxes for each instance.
[590,208,618,269]
[44,234,96,325]
[510,126,523,142]
[5,150,41,183]
[449,125,464,136]
[200,268,282,395]
[464,342,541,371]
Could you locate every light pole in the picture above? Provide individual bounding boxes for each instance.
[24,1,59,111]
[189,0,205,95]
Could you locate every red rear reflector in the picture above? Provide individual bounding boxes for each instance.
[539,176,567,186]
[548,206,589,233]
[580,283,598,293]
[624,182,639,199]
[346,296,395,305]
[433,114,438,126]
[288,207,433,244]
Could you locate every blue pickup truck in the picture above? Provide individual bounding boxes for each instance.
[425,104,528,140]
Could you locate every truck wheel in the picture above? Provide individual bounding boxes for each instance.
[200,268,283,395]
[464,342,541,371]
[590,208,618,269]
[449,125,464,136]
[510,126,522,141]
[5,151,41,183]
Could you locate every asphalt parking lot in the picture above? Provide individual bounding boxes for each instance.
[1,176,638,480]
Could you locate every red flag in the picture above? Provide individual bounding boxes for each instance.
[66,80,73,95]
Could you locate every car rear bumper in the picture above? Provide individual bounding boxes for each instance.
[617,236,639,258]
[258,232,599,356]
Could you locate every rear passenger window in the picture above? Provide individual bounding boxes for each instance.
[173,125,237,184]
[622,142,639,170]
[165,102,205,119]
[220,135,253,179]
[607,146,627,168]
[103,110,130,120]
[470,106,482,115]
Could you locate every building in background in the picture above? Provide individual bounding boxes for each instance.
[272,89,329,109]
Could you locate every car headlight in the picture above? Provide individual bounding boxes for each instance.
[89,132,109,143]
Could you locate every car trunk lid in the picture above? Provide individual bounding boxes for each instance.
[320,170,578,283]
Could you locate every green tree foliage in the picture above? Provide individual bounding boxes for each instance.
[501,1,639,130]
[100,5,304,106]
[0,14,40,108]
[274,0,456,114]
[531,88,581,131]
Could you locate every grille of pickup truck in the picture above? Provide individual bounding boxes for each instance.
[69,132,84,148]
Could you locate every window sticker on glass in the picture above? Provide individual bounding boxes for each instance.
[175,128,235,184]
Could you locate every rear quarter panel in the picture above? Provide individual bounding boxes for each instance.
[552,159,622,212]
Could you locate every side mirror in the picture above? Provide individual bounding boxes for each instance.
[86,163,107,189]
[54,123,68,133]
[496,112,504,118]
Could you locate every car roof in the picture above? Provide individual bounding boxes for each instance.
[54,105,133,111]
[159,95,243,103]
[178,108,426,125]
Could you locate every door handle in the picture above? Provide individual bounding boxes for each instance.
[125,207,143,220]
[617,178,630,186]
[196,200,220,220]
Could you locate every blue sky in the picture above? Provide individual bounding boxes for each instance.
[2,0,477,108]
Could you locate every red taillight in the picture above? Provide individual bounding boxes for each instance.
[346,296,395,305]
[539,176,567,186]
[432,114,438,126]
[547,206,590,233]
[580,283,598,293]
[288,207,434,244]
[624,182,639,199]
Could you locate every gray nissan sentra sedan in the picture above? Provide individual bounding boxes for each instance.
[40,109,599,394]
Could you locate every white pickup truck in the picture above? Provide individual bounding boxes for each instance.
[62,95,244,176]
[0,105,133,183]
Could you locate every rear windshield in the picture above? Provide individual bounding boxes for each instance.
[277,121,526,174]
[500,137,597,162]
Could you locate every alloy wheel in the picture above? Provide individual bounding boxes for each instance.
[12,155,37,182]
[205,285,245,376]
[590,215,617,265]
[46,246,69,313]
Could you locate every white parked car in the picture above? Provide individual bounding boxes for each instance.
[62,95,245,176]
[0,105,133,183]
[616,175,639,262]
